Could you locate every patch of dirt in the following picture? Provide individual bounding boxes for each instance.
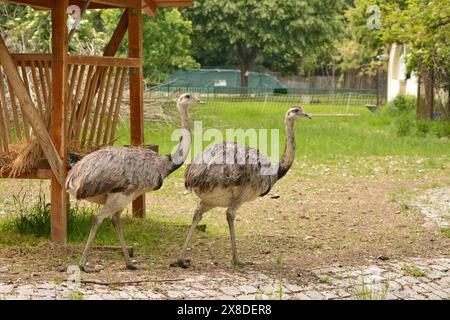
[0,174,449,287]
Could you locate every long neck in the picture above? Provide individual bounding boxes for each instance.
[168,105,191,174]
[277,119,296,180]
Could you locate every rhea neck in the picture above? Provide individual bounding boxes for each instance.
[277,117,296,180]
[168,103,191,174]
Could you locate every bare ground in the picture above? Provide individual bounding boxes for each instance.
[0,169,449,289]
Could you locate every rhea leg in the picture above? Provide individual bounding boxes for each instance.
[111,211,136,270]
[171,202,212,268]
[80,209,110,272]
[226,207,244,266]
[79,194,131,273]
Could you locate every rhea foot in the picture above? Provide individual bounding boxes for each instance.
[170,259,191,268]
[81,264,103,273]
[232,259,253,268]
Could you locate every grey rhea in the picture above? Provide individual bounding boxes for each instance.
[66,93,203,272]
[172,107,311,268]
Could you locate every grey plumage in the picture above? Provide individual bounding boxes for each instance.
[185,141,277,197]
[66,93,203,272]
[172,107,311,268]
[67,147,171,202]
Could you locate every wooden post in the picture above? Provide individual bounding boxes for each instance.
[0,36,63,184]
[128,7,146,218]
[51,0,69,243]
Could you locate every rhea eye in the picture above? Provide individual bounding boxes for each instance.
[186,95,191,99]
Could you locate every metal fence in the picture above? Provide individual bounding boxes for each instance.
[154,85,378,106]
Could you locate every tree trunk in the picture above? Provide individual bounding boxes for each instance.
[235,42,258,91]
[240,65,249,88]
[417,65,434,120]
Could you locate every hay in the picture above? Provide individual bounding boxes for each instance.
[0,140,105,177]
[8,140,43,178]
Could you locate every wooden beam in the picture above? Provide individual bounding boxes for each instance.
[103,9,129,56]
[0,169,51,179]
[142,0,157,16]
[3,0,141,9]
[50,0,69,244]
[128,7,146,218]
[1,0,53,10]
[0,36,63,184]
[68,55,140,67]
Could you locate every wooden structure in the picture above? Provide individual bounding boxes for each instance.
[0,0,193,243]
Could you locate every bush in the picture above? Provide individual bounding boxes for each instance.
[416,120,431,137]
[1,189,97,240]
[386,95,416,115]
[394,116,414,137]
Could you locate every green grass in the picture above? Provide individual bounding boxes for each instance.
[115,100,450,173]
[402,265,426,277]
[0,188,214,261]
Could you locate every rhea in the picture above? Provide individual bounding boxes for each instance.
[66,93,203,272]
[172,107,311,268]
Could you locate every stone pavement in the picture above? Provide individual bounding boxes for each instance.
[0,257,448,300]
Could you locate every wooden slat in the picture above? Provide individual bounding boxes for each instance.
[19,62,32,142]
[95,66,114,146]
[87,67,109,147]
[42,60,53,124]
[66,64,78,134]
[0,71,9,152]
[29,60,44,117]
[68,65,86,139]
[36,61,50,122]
[0,70,12,143]
[6,80,22,142]
[73,65,94,139]
[109,67,127,142]
[0,35,63,184]
[102,67,122,144]
[80,68,103,145]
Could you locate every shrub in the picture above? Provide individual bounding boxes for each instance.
[416,120,431,137]
[1,189,97,240]
[386,95,416,115]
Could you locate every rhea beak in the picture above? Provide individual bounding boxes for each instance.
[302,113,312,119]
[196,99,205,104]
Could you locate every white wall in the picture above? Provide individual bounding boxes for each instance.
[387,44,418,101]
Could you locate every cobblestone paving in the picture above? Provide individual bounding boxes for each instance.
[0,258,448,300]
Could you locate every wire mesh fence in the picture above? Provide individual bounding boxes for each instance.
[153,85,378,107]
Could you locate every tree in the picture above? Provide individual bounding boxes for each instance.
[0,4,197,84]
[184,0,345,87]
[346,0,450,118]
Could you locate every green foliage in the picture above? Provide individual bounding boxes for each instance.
[384,95,450,138]
[346,0,450,87]
[0,4,51,52]
[402,265,426,277]
[184,0,345,78]
[0,5,197,83]
[141,10,199,84]
[386,95,416,115]
[1,189,97,240]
